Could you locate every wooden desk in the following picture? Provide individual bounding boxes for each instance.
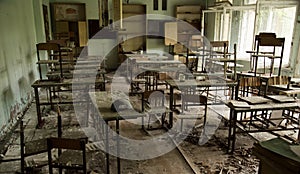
[32,78,105,128]
[268,84,300,97]
[225,97,300,153]
[88,91,145,174]
[126,55,182,80]
[166,79,237,128]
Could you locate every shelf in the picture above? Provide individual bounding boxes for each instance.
[121,4,146,51]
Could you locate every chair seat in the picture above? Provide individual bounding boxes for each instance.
[53,150,84,166]
[145,106,171,114]
[176,113,205,120]
[62,130,88,141]
[132,79,147,83]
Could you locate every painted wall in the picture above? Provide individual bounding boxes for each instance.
[291,8,300,77]
[0,0,41,136]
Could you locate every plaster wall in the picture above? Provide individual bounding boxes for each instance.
[0,0,40,135]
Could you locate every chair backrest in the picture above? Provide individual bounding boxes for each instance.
[36,42,63,80]
[142,90,165,111]
[47,137,85,150]
[210,41,229,58]
[20,120,49,173]
[37,42,60,52]
[255,33,284,53]
[47,39,68,47]
[47,137,87,174]
[263,76,291,95]
[267,76,290,85]
[236,76,262,97]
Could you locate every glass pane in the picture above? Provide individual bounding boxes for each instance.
[235,9,255,59]
[256,5,296,68]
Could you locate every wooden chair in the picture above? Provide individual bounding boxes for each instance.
[48,39,75,70]
[236,76,262,98]
[210,41,229,58]
[36,42,63,80]
[251,33,285,76]
[207,41,237,81]
[47,137,87,174]
[264,76,299,129]
[19,105,87,174]
[186,35,204,72]
[20,120,48,174]
[235,76,269,128]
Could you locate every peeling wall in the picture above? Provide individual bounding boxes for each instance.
[291,8,300,77]
[0,0,41,136]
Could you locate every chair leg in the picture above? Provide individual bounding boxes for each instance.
[180,119,183,132]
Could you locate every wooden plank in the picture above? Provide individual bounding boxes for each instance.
[78,21,87,47]
[165,22,178,45]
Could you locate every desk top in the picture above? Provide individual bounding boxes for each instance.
[32,78,104,87]
[89,91,144,121]
[125,53,159,57]
[166,79,237,88]
[134,60,181,64]
[268,84,300,95]
[141,66,186,72]
[206,58,235,62]
[226,97,299,111]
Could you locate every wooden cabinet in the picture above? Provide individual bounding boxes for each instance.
[50,3,87,47]
[165,5,202,46]
[118,4,146,52]
[165,21,200,46]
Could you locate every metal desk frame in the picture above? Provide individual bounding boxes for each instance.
[225,99,300,154]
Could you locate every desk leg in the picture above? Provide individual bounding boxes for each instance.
[49,87,54,110]
[86,88,90,127]
[105,122,110,174]
[34,87,43,128]
[270,59,274,76]
[254,57,258,76]
[231,110,237,153]
[228,109,237,154]
[116,119,120,174]
[169,86,174,128]
[231,86,235,100]
[170,87,174,111]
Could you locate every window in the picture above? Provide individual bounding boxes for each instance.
[255,2,297,67]
[204,0,298,68]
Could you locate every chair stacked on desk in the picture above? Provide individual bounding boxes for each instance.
[234,75,299,141]
[247,32,285,76]
[206,41,238,81]
[36,42,63,81]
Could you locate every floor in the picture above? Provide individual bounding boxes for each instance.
[0,71,297,174]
